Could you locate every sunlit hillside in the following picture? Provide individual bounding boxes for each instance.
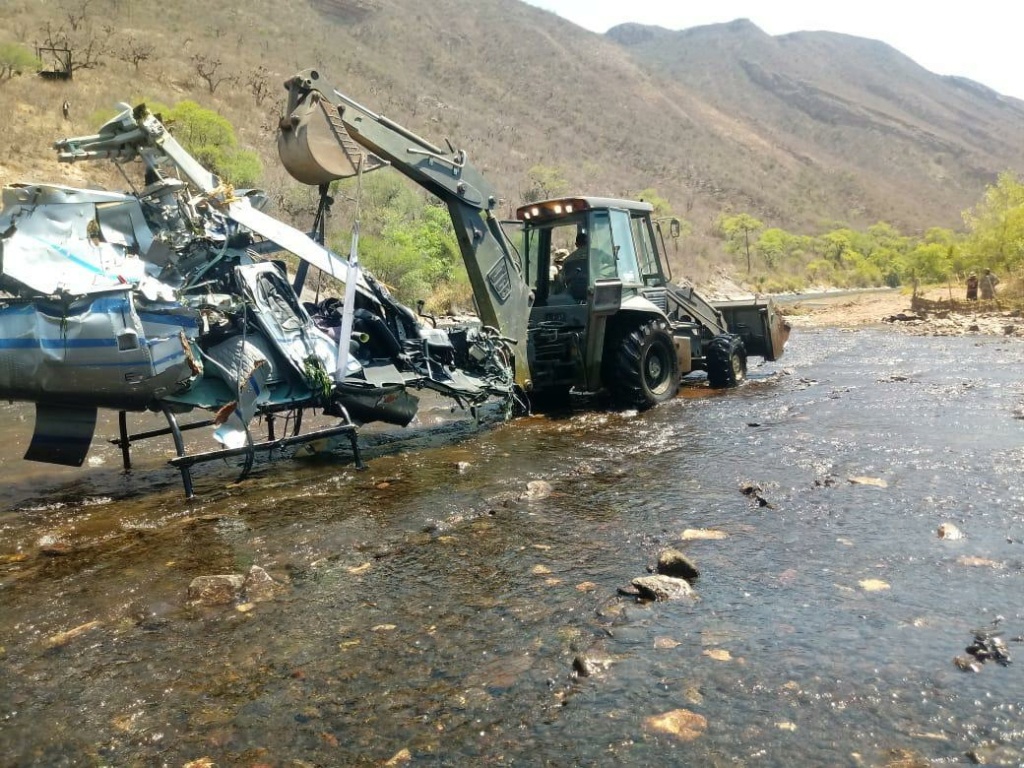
[2,0,1023,287]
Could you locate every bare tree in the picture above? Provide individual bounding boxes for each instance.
[247,66,270,106]
[39,17,107,72]
[67,34,105,71]
[63,0,94,33]
[191,53,234,94]
[114,35,154,71]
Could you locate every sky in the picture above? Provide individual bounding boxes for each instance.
[522,1,1024,101]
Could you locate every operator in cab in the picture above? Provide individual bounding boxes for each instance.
[552,231,590,302]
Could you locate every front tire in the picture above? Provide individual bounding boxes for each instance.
[707,333,747,388]
[606,319,681,408]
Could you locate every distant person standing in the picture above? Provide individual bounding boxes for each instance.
[61,99,70,120]
[980,268,999,300]
[965,272,979,301]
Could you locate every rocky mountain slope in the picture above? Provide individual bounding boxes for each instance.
[1,0,1022,266]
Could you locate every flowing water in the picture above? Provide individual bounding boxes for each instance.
[2,327,1024,766]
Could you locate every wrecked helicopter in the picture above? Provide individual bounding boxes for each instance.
[0,103,517,497]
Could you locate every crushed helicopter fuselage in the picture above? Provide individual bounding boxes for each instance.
[0,104,516,496]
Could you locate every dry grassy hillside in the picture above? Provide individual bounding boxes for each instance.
[2,0,1023,281]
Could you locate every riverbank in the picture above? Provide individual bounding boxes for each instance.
[778,287,1024,337]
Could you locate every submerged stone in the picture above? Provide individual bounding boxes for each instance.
[243,565,286,602]
[187,574,244,606]
[644,708,707,741]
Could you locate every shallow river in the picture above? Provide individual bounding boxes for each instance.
[2,327,1024,767]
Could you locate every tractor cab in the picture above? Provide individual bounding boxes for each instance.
[518,197,657,309]
[515,197,684,399]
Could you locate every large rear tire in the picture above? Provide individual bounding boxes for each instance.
[707,333,747,388]
[606,319,681,408]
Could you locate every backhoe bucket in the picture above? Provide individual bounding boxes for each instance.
[278,85,386,185]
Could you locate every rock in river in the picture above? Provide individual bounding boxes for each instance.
[937,522,965,540]
[631,575,695,601]
[655,548,700,582]
[244,565,286,602]
[187,574,244,606]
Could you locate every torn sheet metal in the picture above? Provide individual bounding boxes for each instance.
[0,185,154,296]
[0,101,517,475]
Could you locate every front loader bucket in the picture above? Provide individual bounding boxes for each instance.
[278,86,386,185]
[713,298,790,361]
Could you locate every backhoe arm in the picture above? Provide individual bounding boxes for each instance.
[278,69,533,388]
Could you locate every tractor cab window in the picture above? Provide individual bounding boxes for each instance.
[590,209,641,287]
[632,214,663,285]
[523,216,587,305]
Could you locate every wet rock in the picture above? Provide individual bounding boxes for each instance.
[572,654,613,677]
[243,565,286,602]
[703,648,732,661]
[966,621,1012,667]
[655,549,700,582]
[966,743,1024,764]
[680,528,728,541]
[937,522,965,540]
[44,620,102,649]
[848,476,888,488]
[631,575,694,601]
[644,708,707,741]
[885,312,925,323]
[187,574,244,606]
[883,747,930,767]
[957,555,1004,568]
[954,655,987,671]
[384,748,412,766]
[616,583,641,598]
[858,578,890,592]
[739,481,774,507]
[37,536,73,556]
[521,479,552,500]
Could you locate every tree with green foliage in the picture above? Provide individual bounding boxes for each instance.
[904,241,952,284]
[755,228,793,271]
[163,101,262,187]
[819,230,853,264]
[719,213,764,273]
[636,188,673,218]
[329,185,472,312]
[0,42,39,80]
[521,165,569,204]
[962,171,1024,273]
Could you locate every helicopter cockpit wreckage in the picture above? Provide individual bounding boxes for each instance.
[0,104,517,497]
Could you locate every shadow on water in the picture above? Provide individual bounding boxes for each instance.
[2,330,1024,765]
